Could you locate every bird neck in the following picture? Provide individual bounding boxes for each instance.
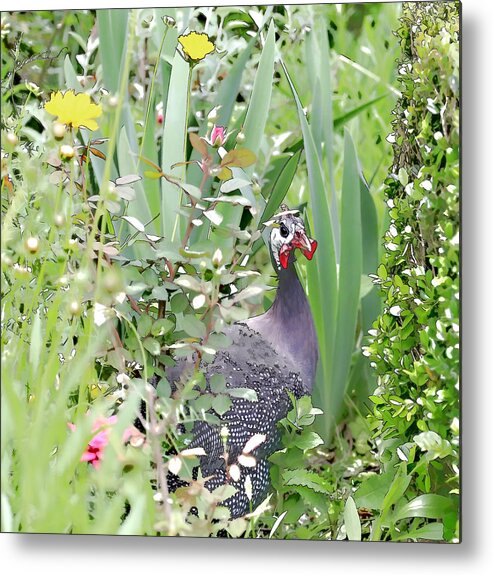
[270,260,308,321]
[247,257,319,390]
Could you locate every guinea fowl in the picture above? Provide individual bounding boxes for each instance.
[166,205,319,518]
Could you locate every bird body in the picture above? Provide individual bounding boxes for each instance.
[166,206,319,518]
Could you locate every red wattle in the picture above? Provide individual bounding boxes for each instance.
[279,250,290,269]
[302,239,317,260]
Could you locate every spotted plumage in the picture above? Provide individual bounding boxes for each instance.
[164,207,319,519]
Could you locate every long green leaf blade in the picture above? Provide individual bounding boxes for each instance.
[330,129,363,425]
[281,60,338,441]
[160,50,190,239]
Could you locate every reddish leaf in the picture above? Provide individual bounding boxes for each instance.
[189,132,209,157]
[89,147,106,160]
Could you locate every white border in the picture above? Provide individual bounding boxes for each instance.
[1,1,492,574]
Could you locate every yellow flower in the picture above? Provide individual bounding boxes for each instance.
[178,32,215,61]
[44,90,102,131]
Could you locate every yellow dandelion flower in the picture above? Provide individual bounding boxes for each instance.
[178,32,215,62]
[44,90,102,131]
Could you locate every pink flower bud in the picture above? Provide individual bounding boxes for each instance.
[157,111,164,124]
[210,125,226,147]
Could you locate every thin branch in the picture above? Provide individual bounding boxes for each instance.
[147,386,172,527]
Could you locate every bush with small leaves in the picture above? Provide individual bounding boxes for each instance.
[361,1,460,543]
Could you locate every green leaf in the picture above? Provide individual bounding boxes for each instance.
[212,484,237,501]
[180,315,206,339]
[170,293,189,313]
[29,311,42,375]
[292,431,324,451]
[143,337,161,356]
[220,148,256,170]
[282,469,332,494]
[227,387,258,402]
[281,59,338,442]
[344,496,362,541]
[216,37,254,127]
[160,50,190,239]
[210,374,226,394]
[212,394,231,416]
[137,314,152,337]
[360,274,374,299]
[413,431,453,460]
[330,130,363,424]
[227,517,247,537]
[151,318,174,337]
[381,462,411,511]
[151,285,168,300]
[354,472,394,510]
[241,21,275,169]
[394,494,455,522]
[377,263,388,280]
[394,522,444,541]
[333,95,388,130]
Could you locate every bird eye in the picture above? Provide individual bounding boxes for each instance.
[280,223,289,238]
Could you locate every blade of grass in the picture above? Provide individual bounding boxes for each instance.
[160,50,191,239]
[334,94,388,130]
[139,17,178,222]
[306,19,339,261]
[329,130,363,424]
[281,59,338,442]
[359,176,380,334]
[97,10,128,94]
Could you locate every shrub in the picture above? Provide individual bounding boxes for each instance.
[360,1,460,542]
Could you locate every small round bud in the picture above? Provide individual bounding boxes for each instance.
[107,181,116,196]
[53,122,66,139]
[59,144,75,160]
[69,300,81,315]
[163,15,176,27]
[108,95,119,108]
[6,132,18,147]
[103,268,122,294]
[220,425,229,439]
[76,269,90,284]
[207,107,219,123]
[54,213,65,227]
[236,131,245,144]
[212,248,223,268]
[25,236,39,254]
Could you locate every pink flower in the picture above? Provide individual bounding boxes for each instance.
[209,125,227,147]
[68,415,118,469]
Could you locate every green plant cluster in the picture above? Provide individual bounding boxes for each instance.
[4,4,459,541]
[361,1,460,542]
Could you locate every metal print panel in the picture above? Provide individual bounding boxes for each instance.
[1,1,460,542]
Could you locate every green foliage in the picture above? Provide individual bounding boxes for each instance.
[362,1,460,542]
[1,4,409,539]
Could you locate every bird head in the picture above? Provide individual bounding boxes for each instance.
[264,204,318,270]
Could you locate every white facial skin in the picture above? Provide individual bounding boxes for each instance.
[270,217,303,270]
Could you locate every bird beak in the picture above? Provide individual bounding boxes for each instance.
[292,229,318,260]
